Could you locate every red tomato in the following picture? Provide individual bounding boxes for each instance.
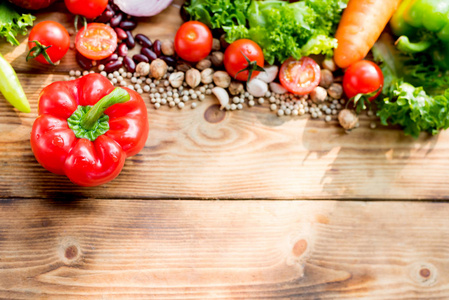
[174,21,212,62]
[8,0,57,10]
[279,57,321,95]
[28,21,70,65]
[64,0,108,19]
[76,23,117,60]
[224,39,264,82]
[343,60,384,100]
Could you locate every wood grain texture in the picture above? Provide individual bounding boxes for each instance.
[1,199,449,299]
[1,1,449,200]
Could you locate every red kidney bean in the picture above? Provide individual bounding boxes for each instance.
[99,53,118,65]
[132,54,149,64]
[125,31,135,49]
[110,13,123,28]
[110,3,121,12]
[104,60,123,73]
[153,40,162,57]
[96,9,114,23]
[160,56,176,67]
[76,51,93,70]
[123,56,136,73]
[141,47,157,61]
[135,34,152,48]
[119,20,137,31]
[117,43,128,57]
[114,27,127,40]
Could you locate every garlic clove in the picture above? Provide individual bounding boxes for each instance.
[247,78,268,98]
[212,87,229,110]
[255,65,278,83]
[269,82,288,94]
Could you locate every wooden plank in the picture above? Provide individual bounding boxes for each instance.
[1,1,449,200]
[0,199,448,299]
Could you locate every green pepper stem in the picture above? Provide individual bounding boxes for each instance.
[80,87,130,130]
[395,35,433,53]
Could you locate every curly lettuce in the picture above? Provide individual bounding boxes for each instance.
[185,0,251,29]
[373,33,449,138]
[0,1,35,46]
[377,82,449,138]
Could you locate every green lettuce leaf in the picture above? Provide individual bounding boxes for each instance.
[373,33,449,138]
[377,83,449,138]
[0,1,35,46]
[185,0,250,29]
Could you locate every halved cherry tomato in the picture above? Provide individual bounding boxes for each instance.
[343,60,384,101]
[174,21,212,62]
[279,57,321,95]
[64,0,108,19]
[76,23,117,60]
[224,39,264,82]
[28,21,70,65]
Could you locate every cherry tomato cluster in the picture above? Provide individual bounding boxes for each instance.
[26,0,115,65]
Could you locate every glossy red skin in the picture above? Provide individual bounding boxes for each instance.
[224,39,264,82]
[64,0,108,19]
[343,60,384,101]
[8,0,57,10]
[28,21,70,65]
[174,21,212,62]
[279,57,321,95]
[76,23,117,61]
[30,74,149,187]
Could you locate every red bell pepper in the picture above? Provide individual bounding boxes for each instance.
[30,73,149,186]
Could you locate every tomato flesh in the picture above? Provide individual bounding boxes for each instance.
[174,21,212,62]
[76,23,117,60]
[279,57,321,95]
[224,39,264,82]
[343,60,384,100]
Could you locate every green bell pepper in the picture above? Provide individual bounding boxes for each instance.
[0,53,30,113]
[390,0,416,37]
[403,0,449,42]
[390,0,449,69]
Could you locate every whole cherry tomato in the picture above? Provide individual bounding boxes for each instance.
[76,23,118,60]
[27,21,70,65]
[343,60,384,100]
[174,21,212,62]
[279,57,321,95]
[224,39,265,82]
[64,0,108,19]
[8,0,57,10]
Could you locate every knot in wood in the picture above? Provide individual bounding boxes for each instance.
[204,104,226,124]
[58,237,81,264]
[65,245,78,260]
[409,262,438,286]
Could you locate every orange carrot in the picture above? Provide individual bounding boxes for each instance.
[334,0,401,69]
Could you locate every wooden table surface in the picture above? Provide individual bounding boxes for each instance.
[1,1,449,299]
